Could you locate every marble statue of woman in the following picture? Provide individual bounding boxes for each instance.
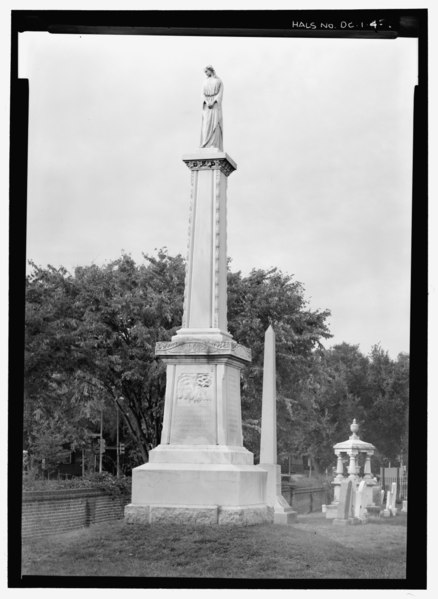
[200,65,223,151]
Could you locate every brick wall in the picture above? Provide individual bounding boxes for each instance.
[22,488,130,538]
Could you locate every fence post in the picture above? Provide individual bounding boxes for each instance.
[396,467,400,502]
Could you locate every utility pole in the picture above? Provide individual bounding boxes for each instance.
[99,406,103,474]
[116,403,120,478]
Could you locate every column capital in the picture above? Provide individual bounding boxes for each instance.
[182,150,237,177]
[155,339,251,365]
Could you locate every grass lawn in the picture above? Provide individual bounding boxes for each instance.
[21,512,407,580]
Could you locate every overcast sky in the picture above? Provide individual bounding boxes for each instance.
[18,31,417,359]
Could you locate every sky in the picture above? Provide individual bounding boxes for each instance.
[18,30,417,359]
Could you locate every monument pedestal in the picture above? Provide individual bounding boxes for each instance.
[125,342,272,525]
[125,150,272,525]
[258,463,297,524]
[126,462,270,525]
[126,358,270,523]
[325,503,339,519]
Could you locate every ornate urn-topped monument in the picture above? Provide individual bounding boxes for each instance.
[325,419,378,519]
[125,67,272,525]
[332,420,377,484]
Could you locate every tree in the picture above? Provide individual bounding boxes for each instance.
[227,267,332,461]
[70,250,186,462]
[364,346,410,466]
[25,254,333,468]
[24,262,101,471]
[280,342,410,474]
[24,250,186,465]
[291,343,410,473]
[25,251,408,474]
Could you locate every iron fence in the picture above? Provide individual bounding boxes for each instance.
[380,468,408,502]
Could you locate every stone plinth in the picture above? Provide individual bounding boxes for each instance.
[125,503,271,526]
[126,463,272,527]
[259,463,297,524]
[325,503,339,519]
[131,463,268,506]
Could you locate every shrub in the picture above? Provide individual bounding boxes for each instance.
[22,472,131,496]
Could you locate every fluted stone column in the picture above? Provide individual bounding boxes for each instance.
[363,453,373,479]
[347,450,359,480]
[176,151,235,340]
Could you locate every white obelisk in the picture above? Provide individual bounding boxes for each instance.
[258,326,297,524]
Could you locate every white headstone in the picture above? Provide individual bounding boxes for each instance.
[382,490,393,517]
[386,490,392,510]
[354,480,366,519]
[390,482,397,509]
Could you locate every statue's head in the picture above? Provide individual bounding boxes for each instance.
[204,65,216,77]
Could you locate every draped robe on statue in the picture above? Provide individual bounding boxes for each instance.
[200,76,223,150]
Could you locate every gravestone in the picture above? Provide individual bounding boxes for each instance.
[257,326,297,524]
[354,480,368,522]
[366,486,383,518]
[382,490,392,517]
[333,479,354,525]
[372,486,382,506]
[390,482,398,515]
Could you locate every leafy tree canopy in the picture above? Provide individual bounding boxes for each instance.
[24,251,409,474]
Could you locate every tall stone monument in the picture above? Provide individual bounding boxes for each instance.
[258,326,297,524]
[125,66,271,525]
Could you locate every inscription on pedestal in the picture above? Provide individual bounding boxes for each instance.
[171,366,216,445]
